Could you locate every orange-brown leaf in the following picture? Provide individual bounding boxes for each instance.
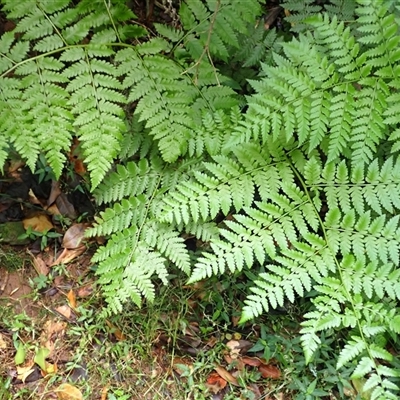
[67,289,77,309]
[105,320,126,341]
[23,213,53,233]
[56,383,83,400]
[206,371,227,394]
[242,356,262,367]
[51,246,85,266]
[258,364,281,379]
[214,365,239,386]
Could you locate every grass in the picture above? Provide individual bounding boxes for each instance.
[0,251,361,400]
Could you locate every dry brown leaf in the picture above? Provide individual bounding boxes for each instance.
[248,383,262,399]
[51,246,85,266]
[55,305,72,320]
[28,252,50,276]
[226,340,241,359]
[76,285,93,298]
[67,289,77,309]
[63,223,87,249]
[28,189,43,206]
[223,354,245,371]
[206,371,227,394]
[46,203,61,216]
[23,213,53,233]
[56,193,77,220]
[231,315,240,327]
[48,181,62,206]
[242,356,262,367]
[105,320,126,341]
[17,361,35,383]
[206,335,218,348]
[258,364,281,379]
[214,365,239,387]
[56,383,83,400]
[0,334,7,349]
[100,386,108,400]
[43,320,67,337]
[41,320,67,355]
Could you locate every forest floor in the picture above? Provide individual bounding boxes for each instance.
[0,163,293,400]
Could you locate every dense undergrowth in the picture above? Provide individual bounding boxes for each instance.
[1,0,400,398]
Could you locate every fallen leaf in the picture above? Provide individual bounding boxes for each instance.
[41,319,67,355]
[206,371,227,394]
[23,213,53,233]
[100,386,108,400]
[63,223,88,249]
[28,252,50,276]
[248,383,262,399]
[56,193,77,220]
[67,289,77,309]
[258,364,281,379]
[105,320,125,341]
[68,138,87,176]
[48,180,62,206]
[16,362,36,383]
[206,335,218,348]
[56,383,83,400]
[231,315,240,326]
[46,203,61,216]
[229,339,253,354]
[55,305,72,320]
[28,189,43,206]
[214,365,239,387]
[226,340,241,359]
[242,356,262,367]
[40,360,57,376]
[0,334,7,349]
[76,285,93,298]
[223,354,245,371]
[51,246,85,266]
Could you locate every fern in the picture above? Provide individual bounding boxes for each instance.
[3,0,400,396]
[0,0,254,183]
[153,1,400,397]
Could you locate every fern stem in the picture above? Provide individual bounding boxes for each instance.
[36,3,68,47]
[103,0,122,43]
[183,0,221,86]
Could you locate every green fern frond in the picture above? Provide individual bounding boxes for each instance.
[180,0,262,62]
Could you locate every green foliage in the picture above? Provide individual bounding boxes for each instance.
[158,1,400,397]
[0,0,253,186]
[2,0,400,398]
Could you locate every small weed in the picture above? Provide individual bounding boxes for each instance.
[0,376,12,400]
[0,248,25,271]
[18,227,62,251]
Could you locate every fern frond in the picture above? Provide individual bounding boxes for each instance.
[180,0,262,63]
